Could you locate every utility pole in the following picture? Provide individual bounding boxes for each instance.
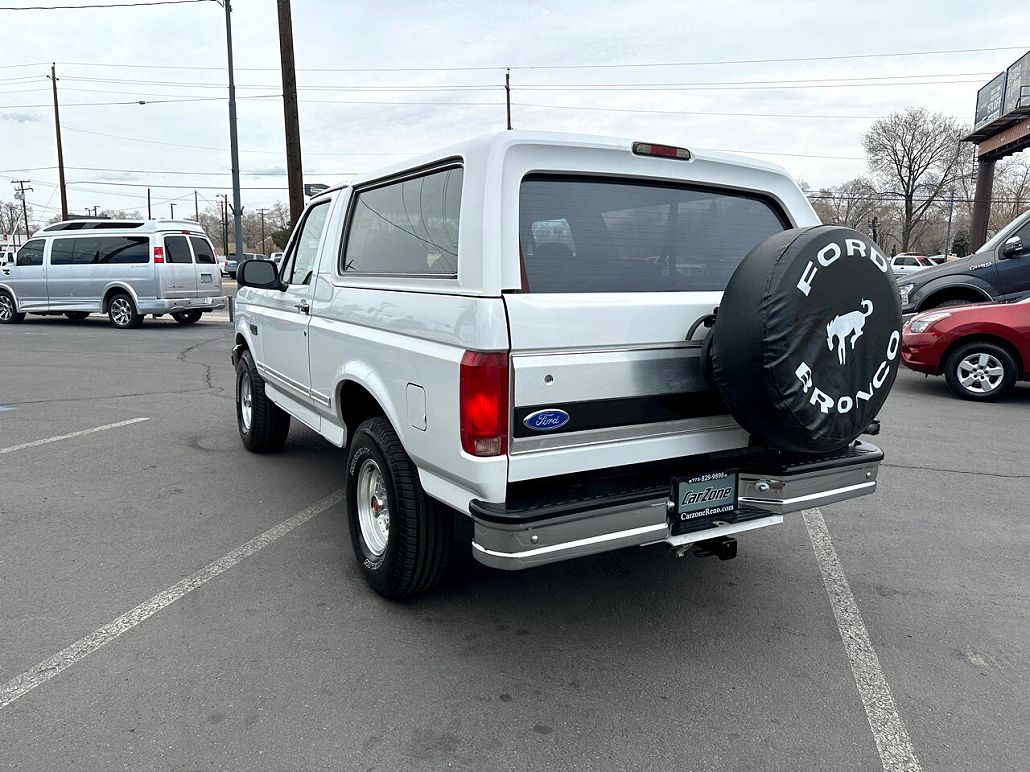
[170,203,176,219]
[49,63,68,220]
[194,190,199,221]
[505,68,512,130]
[147,188,152,219]
[217,193,229,252]
[942,191,955,258]
[869,216,879,243]
[13,180,32,236]
[277,0,304,227]
[258,207,267,252]
[223,0,244,263]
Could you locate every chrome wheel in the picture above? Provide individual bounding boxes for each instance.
[0,295,13,321]
[956,352,1004,394]
[110,297,133,327]
[239,373,253,432]
[356,458,390,557]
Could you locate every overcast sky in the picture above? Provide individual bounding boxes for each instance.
[1,0,1027,224]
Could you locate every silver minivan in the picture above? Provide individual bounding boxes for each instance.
[0,219,226,329]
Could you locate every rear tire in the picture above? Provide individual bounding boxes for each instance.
[172,310,202,325]
[944,342,1017,401]
[345,417,452,599]
[235,349,291,452]
[63,311,90,320]
[0,292,25,324]
[107,293,142,329]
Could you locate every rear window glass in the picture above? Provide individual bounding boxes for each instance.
[519,176,788,293]
[165,236,193,264]
[190,237,216,264]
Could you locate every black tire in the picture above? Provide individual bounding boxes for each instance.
[943,342,1018,402]
[345,417,452,599]
[172,310,203,325]
[0,291,25,324]
[925,296,982,311]
[63,311,90,320]
[107,292,142,329]
[235,349,291,452]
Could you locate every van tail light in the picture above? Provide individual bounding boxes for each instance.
[153,246,165,264]
[459,351,509,457]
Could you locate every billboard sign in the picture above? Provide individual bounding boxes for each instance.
[1004,51,1030,114]
[975,71,1008,129]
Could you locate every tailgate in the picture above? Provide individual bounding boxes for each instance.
[504,293,748,482]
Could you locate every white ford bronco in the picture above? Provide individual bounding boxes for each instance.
[232,131,901,598]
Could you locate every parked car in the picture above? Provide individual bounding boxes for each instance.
[269,251,284,266]
[902,298,1030,400]
[230,130,900,598]
[224,254,240,278]
[217,254,229,276]
[898,210,1030,313]
[890,253,934,279]
[0,219,226,328]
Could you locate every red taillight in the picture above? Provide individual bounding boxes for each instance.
[632,141,692,160]
[153,246,164,264]
[459,351,509,457]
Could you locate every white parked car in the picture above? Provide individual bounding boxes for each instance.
[230,131,901,598]
[890,253,935,278]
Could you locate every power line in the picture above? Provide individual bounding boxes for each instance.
[0,0,217,9]
[36,45,1030,71]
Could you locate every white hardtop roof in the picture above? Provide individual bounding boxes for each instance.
[316,130,792,195]
[35,218,207,237]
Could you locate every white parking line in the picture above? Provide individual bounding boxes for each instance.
[803,508,923,772]
[0,489,344,710]
[0,417,150,456]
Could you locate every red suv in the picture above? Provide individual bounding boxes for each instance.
[902,300,1030,400]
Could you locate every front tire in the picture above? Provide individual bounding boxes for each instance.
[0,292,25,324]
[944,342,1017,401]
[345,417,452,599]
[108,293,142,329]
[235,349,291,452]
[172,310,202,325]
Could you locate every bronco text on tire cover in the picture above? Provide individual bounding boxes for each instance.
[712,225,903,454]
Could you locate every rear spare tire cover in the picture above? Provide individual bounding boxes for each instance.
[711,225,902,453]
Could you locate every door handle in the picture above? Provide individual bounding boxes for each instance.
[294,300,310,314]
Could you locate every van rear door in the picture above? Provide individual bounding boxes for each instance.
[503,175,790,481]
[189,236,222,294]
[161,234,198,298]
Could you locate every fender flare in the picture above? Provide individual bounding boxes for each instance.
[101,281,141,311]
[0,282,19,311]
[912,276,994,309]
[333,362,404,438]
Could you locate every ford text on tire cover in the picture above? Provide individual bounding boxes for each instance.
[229,131,901,599]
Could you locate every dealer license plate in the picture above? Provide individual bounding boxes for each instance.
[670,471,738,535]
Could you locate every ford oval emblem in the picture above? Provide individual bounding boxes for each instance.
[523,409,570,432]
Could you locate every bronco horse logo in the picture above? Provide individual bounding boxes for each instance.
[825,299,874,365]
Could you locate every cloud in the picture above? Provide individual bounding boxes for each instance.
[0,111,42,124]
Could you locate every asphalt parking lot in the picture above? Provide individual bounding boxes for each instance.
[1,315,1028,771]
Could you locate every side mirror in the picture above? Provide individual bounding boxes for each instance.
[237,258,283,290]
[1001,236,1024,258]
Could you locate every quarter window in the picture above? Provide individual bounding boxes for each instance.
[165,236,193,264]
[16,240,44,267]
[342,166,462,275]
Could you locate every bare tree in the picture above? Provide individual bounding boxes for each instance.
[863,107,969,251]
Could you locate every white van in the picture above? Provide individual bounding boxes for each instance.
[0,219,226,328]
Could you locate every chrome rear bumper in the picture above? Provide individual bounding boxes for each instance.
[470,443,881,570]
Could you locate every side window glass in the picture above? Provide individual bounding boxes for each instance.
[165,236,193,264]
[282,201,330,286]
[51,239,83,266]
[342,167,462,275]
[16,240,45,267]
[99,237,149,264]
[190,237,216,264]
